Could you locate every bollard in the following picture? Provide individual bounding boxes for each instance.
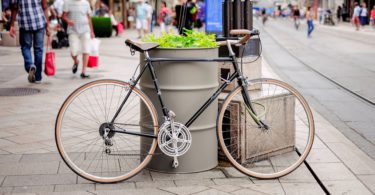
[244,0,253,30]
[223,0,232,37]
[233,0,242,30]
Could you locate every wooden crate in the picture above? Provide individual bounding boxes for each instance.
[218,92,296,164]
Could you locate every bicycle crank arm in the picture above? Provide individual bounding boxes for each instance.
[172,156,179,168]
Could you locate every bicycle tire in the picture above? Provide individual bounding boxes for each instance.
[217,78,314,179]
[55,79,159,183]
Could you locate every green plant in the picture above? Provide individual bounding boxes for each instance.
[141,29,218,48]
[92,17,112,38]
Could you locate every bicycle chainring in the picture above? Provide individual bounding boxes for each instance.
[157,122,192,157]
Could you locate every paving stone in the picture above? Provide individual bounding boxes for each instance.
[315,126,352,144]
[0,150,10,154]
[174,179,215,187]
[324,180,373,195]
[0,138,17,147]
[19,153,62,163]
[1,143,49,154]
[39,191,93,195]
[0,161,59,176]
[76,176,95,184]
[12,185,55,193]
[210,184,242,193]
[309,163,357,181]
[0,154,22,163]
[95,188,173,195]
[357,175,375,194]
[311,137,327,149]
[54,184,96,192]
[5,134,52,144]
[231,188,270,195]
[306,148,340,163]
[193,188,233,195]
[150,170,225,181]
[0,186,14,193]
[251,179,281,184]
[0,175,5,184]
[135,180,176,189]
[128,170,153,182]
[0,131,15,138]
[241,182,285,195]
[279,165,316,183]
[220,167,248,178]
[281,183,324,195]
[160,185,209,195]
[2,174,77,186]
[213,178,252,186]
[326,142,375,175]
[95,182,135,190]
[21,149,51,154]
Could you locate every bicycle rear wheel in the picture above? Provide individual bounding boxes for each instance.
[55,79,158,183]
[217,78,314,179]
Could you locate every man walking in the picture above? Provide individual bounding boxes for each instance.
[9,0,50,83]
[353,2,361,30]
[135,0,148,38]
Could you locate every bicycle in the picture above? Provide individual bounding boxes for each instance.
[55,29,315,183]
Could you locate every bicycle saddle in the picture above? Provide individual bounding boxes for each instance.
[125,39,159,52]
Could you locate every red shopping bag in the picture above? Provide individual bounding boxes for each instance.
[44,37,55,76]
[88,38,100,68]
[88,56,99,68]
[117,23,124,35]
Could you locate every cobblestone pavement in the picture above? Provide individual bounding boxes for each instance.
[0,28,374,194]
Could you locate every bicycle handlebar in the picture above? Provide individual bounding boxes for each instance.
[217,29,260,46]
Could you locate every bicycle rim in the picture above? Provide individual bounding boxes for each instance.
[217,78,314,179]
[55,79,158,183]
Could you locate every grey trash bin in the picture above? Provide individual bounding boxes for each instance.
[140,47,219,173]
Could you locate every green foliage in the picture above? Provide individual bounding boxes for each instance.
[141,29,218,48]
[92,17,112,38]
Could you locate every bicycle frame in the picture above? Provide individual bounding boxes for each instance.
[110,44,264,138]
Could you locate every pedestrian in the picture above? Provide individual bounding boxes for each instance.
[107,10,119,36]
[184,0,196,31]
[158,1,172,33]
[144,1,153,33]
[359,2,368,27]
[135,0,148,38]
[353,2,361,30]
[337,5,342,22]
[9,0,50,83]
[127,6,135,29]
[196,0,205,31]
[174,0,182,28]
[261,8,268,25]
[50,0,65,30]
[371,5,375,28]
[318,7,324,24]
[1,8,11,31]
[306,6,314,38]
[62,0,95,79]
[292,5,301,30]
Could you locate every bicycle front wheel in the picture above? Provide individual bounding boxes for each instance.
[55,79,158,183]
[217,78,314,179]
